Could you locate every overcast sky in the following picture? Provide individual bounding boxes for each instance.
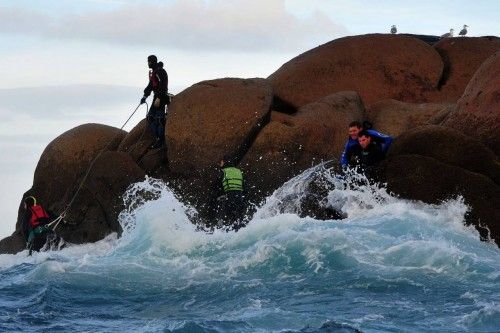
[0,0,499,238]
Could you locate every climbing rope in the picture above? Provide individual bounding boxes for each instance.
[47,211,66,231]
[52,102,149,229]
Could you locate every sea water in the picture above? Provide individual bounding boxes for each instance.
[1,166,499,332]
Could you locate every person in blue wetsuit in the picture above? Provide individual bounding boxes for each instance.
[340,121,393,168]
[347,130,385,169]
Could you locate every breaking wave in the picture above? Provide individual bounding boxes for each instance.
[1,165,499,332]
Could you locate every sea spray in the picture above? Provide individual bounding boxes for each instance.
[1,166,499,332]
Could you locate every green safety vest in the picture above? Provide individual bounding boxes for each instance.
[222,167,243,192]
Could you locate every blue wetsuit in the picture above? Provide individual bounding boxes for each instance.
[340,129,393,167]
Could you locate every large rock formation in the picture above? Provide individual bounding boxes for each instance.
[429,37,500,102]
[441,52,500,155]
[0,124,145,254]
[165,78,273,214]
[387,125,500,183]
[380,154,500,245]
[378,125,500,245]
[241,91,364,201]
[166,78,273,175]
[366,99,455,137]
[3,33,500,254]
[118,119,167,176]
[33,123,126,207]
[55,151,145,244]
[268,34,443,109]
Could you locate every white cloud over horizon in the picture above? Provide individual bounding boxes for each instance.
[0,0,346,52]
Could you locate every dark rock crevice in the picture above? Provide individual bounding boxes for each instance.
[271,95,298,114]
[435,47,452,90]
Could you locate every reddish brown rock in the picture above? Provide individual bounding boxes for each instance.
[55,151,145,244]
[241,91,365,201]
[366,99,455,137]
[379,154,500,245]
[378,125,500,244]
[2,125,146,254]
[118,119,166,175]
[388,125,500,184]
[428,37,500,102]
[441,52,500,155]
[268,34,443,109]
[118,119,155,160]
[33,123,126,206]
[0,232,25,255]
[166,78,273,175]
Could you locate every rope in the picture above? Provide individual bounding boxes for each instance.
[53,102,149,228]
[50,93,174,231]
[46,211,66,231]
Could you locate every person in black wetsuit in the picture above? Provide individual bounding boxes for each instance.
[346,130,385,171]
[340,121,393,168]
[140,55,169,149]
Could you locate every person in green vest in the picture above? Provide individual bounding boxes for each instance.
[218,155,245,226]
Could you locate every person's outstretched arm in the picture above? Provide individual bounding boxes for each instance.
[340,140,351,167]
[367,129,393,154]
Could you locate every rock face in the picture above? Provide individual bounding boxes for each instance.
[0,232,25,255]
[118,119,167,176]
[162,78,273,219]
[366,99,455,137]
[166,78,273,176]
[118,119,154,157]
[387,125,500,183]
[56,151,145,244]
[32,124,126,208]
[1,124,145,254]
[379,125,500,245]
[441,52,500,155]
[241,91,365,201]
[380,154,500,245]
[430,37,500,102]
[268,34,443,109]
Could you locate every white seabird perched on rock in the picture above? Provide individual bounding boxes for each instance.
[440,28,454,39]
[391,25,397,34]
[459,25,468,37]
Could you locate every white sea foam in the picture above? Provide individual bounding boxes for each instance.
[1,164,499,333]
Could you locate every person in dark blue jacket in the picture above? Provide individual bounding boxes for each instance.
[340,121,393,168]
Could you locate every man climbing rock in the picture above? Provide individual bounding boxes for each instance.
[140,55,169,149]
[346,130,386,173]
[21,196,59,255]
[340,121,393,168]
[217,156,246,228]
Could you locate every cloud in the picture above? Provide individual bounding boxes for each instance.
[0,0,347,52]
[0,7,50,34]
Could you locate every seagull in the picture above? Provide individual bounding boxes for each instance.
[390,25,397,34]
[459,25,468,37]
[440,28,454,39]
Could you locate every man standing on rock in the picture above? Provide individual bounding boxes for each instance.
[340,121,393,168]
[140,55,169,149]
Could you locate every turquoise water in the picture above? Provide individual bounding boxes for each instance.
[1,167,499,332]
